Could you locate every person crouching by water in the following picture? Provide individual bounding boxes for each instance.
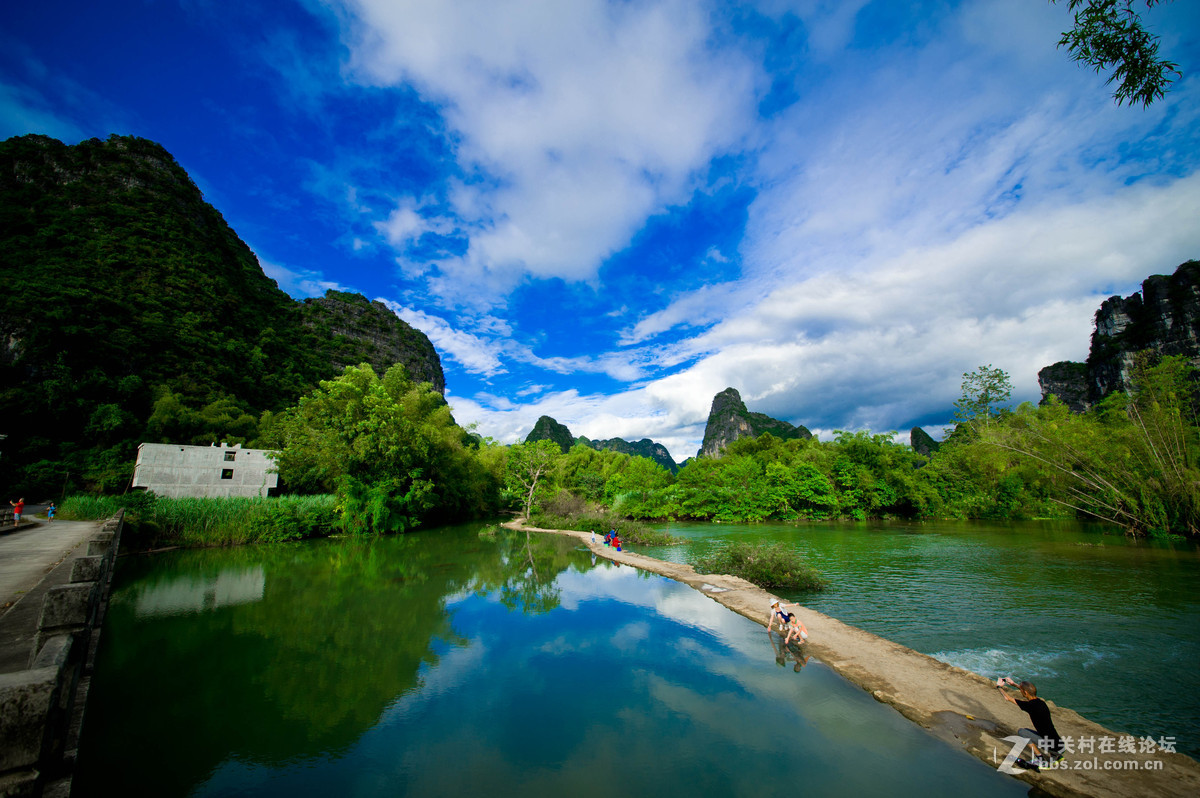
[768,600,809,645]
[996,677,1064,762]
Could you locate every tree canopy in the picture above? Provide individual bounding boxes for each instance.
[262,364,501,534]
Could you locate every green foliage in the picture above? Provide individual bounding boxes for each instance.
[529,497,680,546]
[58,494,129,520]
[634,432,931,524]
[1052,0,1181,107]
[60,492,338,547]
[695,541,828,592]
[605,455,675,518]
[262,364,499,534]
[505,439,562,519]
[0,134,443,497]
[952,364,1013,430]
[555,443,628,502]
[980,355,1200,535]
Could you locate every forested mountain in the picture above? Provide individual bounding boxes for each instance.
[0,133,442,495]
[576,435,678,474]
[524,416,576,454]
[523,414,678,472]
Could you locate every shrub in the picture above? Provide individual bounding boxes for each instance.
[695,541,827,591]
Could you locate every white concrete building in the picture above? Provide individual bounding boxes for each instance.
[132,442,279,498]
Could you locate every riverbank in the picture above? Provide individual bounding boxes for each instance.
[506,519,1200,798]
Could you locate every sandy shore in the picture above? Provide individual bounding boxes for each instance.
[506,520,1200,798]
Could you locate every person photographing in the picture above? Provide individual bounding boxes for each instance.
[996,676,1064,763]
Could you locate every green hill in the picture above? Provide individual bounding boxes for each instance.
[0,134,442,495]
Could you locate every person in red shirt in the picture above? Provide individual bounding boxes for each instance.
[9,498,24,527]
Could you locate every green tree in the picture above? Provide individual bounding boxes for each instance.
[989,355,1200,534]
[1052,0,1181,106]
[953,365,1013,430]
[506,440,562,519]
[263,364,480,534]
[605,455,673,518]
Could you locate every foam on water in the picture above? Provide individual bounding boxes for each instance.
[931,644,1115,681]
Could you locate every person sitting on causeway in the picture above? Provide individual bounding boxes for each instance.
[767,599,809,645]
[996,677,1064,762]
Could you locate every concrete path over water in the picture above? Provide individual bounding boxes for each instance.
[0,517,106,673]
[507,520,1200,798]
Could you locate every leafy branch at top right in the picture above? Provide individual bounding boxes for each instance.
[1052,0,1182,107]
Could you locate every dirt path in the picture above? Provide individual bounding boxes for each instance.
[506,520,1200,798]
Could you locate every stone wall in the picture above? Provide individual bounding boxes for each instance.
[0,512,123,798]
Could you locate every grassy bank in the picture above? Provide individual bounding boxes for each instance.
[59,493,338,548]
[695,540,828,592]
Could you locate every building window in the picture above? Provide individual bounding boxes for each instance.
[224,451,236,462]
[221,469,234,480]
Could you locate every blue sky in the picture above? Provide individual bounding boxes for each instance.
[4,0,1200,463]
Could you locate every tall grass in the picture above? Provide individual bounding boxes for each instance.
[59,495,128,520]
[59,493,339,548]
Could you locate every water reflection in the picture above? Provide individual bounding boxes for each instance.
[768,631,811,673]
[77,524,586,797]
[133,567,265,616]
[77,525,1027,798]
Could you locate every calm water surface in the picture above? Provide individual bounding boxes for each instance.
[76,524,1026,797]
[641,519,1200,758]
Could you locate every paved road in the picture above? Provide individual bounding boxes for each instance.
[0,518,105,611]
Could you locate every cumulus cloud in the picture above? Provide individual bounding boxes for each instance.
[305,0,1200,457]
[327,0,761,306]
[380,301,508,376]
[374,196,456,250]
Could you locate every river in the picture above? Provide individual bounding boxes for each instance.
[640,518,1200,760]
[74,523,1029,797]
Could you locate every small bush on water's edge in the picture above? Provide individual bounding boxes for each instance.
[695,541,827,592]
[59,493,339,547]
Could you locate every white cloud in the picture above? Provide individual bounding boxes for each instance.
[309,0,1200,455]
[329,0,761,306]
[259,256,348,298]
[643,173,1200,435]
[374,196,456,250]
[380,301,508,376]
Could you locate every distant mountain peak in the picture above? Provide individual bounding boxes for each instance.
[524,415,575,454]
[697,387,811,458]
